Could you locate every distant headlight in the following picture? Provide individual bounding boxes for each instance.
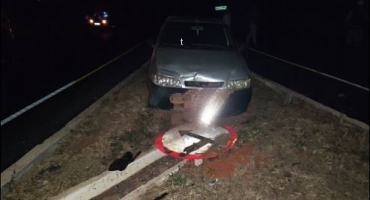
[89,19,94,24]
[227,78,251,90]
[150,74,182,88]
[102,19,107,24]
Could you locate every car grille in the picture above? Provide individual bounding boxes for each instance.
[184,81,224,88]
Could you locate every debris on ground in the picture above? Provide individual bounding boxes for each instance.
[3,69,368,200]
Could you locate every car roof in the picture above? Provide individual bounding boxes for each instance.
[165,16,224,24]
[94,11,108,15]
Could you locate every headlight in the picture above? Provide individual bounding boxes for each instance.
[89,19,94,24]
[227,78,251,90]
[102,19,107,24]
[150,74,182,88]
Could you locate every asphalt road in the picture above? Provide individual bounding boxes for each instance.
[1,27,153,172]
[1,26,151,119]
[243,49,369,124]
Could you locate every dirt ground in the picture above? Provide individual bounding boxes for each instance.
[141,81,369,200]
[3,69,369,200]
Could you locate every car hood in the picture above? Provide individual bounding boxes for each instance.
[151,47,249,83]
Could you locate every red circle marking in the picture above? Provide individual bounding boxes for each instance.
[154,125,237,160]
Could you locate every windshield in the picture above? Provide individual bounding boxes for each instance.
[93,11,109,18]
[159,21,233,49]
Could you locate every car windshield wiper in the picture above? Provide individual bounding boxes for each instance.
[161,43,190,48]
[190,43,228,49]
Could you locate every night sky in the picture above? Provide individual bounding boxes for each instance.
[3,0,368,45]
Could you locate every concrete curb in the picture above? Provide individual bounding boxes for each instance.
[50,148,166,200]
[121,160,188,200]
[0,59,150,197]
[50,123,224,200]
[251,72,369,130]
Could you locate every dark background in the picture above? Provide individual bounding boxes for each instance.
[1,0,368,135]
[1,0,368,172]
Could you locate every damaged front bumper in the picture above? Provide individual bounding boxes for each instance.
[148,82,252,116]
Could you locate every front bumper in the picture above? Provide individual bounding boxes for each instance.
[148,81,253,116]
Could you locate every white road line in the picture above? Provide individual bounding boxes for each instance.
[1,61,150,196]
[248,48,369,92]
[1,41,146,126]
[1,81,75,126]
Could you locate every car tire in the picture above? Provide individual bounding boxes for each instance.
[147,99,155,108]
[147,91,159,108]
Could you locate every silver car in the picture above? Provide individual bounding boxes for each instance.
[148,16,252,117]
